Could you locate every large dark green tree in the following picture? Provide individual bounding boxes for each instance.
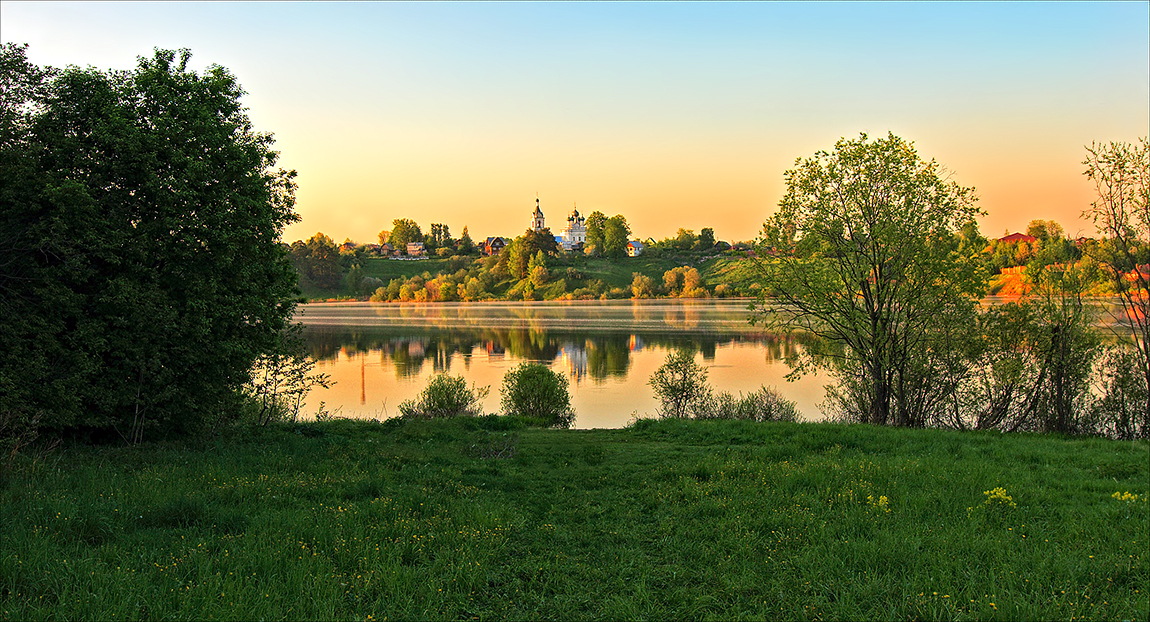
[756,132,985,427]
[0,45,300,441]
[289,232,342,290]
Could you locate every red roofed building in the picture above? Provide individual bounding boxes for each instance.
[998,232,1037,244]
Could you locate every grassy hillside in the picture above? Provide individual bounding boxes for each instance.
[2,418,1146,620]
[344,253,743,300]
[360,257,462,283]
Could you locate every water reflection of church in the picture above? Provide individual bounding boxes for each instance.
[558,344,589,382]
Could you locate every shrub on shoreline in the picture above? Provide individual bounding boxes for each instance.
[398,374,489,419]
[500,363,575,428]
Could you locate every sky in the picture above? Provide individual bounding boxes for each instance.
[3,1,1147,244]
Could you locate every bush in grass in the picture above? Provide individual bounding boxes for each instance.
[649,349,711,418]
[697,387,800,422]
[650,350,799,421]
[399,374,489,419]
[501,363,575,428]
[1093,345,1149,440]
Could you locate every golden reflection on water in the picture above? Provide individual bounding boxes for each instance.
[298,301,827,428]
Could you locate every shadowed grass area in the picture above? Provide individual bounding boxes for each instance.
[1,418,1146,620]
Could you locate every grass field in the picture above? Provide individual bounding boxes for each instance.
[3,418,1145,620]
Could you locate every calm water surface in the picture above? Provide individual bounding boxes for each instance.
[296,300,827,428]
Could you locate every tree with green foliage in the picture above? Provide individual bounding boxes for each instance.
[1026,219,1065,243]
[501,238,528,280]
[603,214,631,258]
[662,266,705,297]
[757,132,984,427]
[1021,219,1081,266]
[1023,258,1101,434]
[649,349,711,419]
[584,211,607,256]
[388,218,423,253]
[695,227,716,251]
[243,325,331,426]
[0,45,300,442]
[503,229,559,280]
[528,250,549,286]
[958,256,1102,435]
[345,264,365,295]
[457,226,476,254]
[290,232,342,289]
[428,223,452,253]
[522,228,559,257]
[672,228,698,251]
[501,363,575,428]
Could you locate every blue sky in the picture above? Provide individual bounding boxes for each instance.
[3,1,1147,243]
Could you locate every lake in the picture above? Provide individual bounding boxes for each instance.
[296,300,828,428]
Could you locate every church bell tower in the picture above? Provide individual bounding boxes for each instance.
[531,196,546,231]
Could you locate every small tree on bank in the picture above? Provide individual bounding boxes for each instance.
[649,349,711,418]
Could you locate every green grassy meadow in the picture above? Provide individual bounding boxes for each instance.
[2,418,1146,620]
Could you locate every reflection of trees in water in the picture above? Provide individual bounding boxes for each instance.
[302,324,804,381]
[759,332,821,364]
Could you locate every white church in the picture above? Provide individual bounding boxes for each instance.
[531,197,586,252]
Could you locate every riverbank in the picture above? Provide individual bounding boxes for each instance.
[298,253,766,302]
[3,418,1146,620]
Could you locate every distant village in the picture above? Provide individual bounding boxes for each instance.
[339,197,646,259]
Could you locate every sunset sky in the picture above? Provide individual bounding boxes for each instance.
[3,2,1147,245]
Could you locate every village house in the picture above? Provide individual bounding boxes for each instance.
[483,236,506,256]
[627,240,645,257]
[998,232,1037,244]
[406,241,425,257]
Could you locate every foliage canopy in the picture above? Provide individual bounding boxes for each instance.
[757,132,985,427]
[0,44,299,441]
